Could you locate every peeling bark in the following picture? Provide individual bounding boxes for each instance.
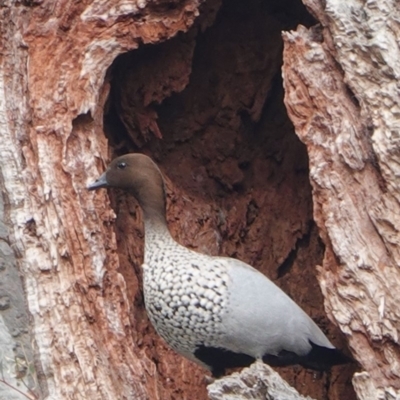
[282,1,400,399]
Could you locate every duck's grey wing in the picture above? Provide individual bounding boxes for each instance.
[217,257,334,359]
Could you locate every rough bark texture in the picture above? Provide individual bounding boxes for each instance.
[207,362,315,400]
[282,1,400,399]
[0,1,206,399]
[1,0,396,399]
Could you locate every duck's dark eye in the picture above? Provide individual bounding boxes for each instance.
[117,162,127,170]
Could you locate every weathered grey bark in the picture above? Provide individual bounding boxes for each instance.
[208,363,315,400]
[282,1,400,399]
[0,193,35,400]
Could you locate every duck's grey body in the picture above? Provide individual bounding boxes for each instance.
[143,219,335,375]
[88,153,350,376]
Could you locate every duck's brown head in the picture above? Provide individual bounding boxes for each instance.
[88,153,166,217]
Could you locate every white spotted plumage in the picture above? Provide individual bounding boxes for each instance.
[143,227,230,361]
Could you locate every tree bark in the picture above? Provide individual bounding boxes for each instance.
[207,363,315,400]
[282,1,400,399]
[1,0,397,399]
[0,1,206,399]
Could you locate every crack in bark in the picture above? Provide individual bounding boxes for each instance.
[277,221,313,279]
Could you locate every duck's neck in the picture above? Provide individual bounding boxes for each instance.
[143,211,175,263]
[127,168,176,261]
[143,209,170,237]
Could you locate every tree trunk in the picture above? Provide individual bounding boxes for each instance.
[0,1,207,399]
[0,0,396,399]
[282,1,400,399]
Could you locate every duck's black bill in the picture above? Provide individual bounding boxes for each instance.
[87,172,108,190]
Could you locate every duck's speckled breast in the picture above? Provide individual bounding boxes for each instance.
[143,243,230,356]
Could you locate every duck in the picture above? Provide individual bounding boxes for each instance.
[88,153,351,377]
